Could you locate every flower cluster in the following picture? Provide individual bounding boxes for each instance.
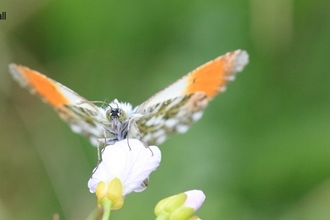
[88,139,206,219]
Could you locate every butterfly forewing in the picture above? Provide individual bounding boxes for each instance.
[9,64,107,146]
[136,50,249,145]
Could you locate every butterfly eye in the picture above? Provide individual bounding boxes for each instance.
[106,107,127,121]
[105,108,112,121]
[118,109,127,121]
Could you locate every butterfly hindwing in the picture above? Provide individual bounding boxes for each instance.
[136,93,207,145]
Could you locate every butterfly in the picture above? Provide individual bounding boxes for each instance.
[9,50,249,148]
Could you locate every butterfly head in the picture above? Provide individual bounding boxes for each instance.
[106,107,126,121]
[106,99,133,122]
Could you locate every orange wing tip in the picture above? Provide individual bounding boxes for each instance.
[184,50,249,99]
[9,63,70,107]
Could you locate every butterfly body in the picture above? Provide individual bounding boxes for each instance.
[101,99,143,145]
[9,50,249,147]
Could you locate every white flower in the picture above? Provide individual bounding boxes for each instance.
[88,139,161,209]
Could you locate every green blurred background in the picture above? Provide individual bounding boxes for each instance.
[1,0,330,219]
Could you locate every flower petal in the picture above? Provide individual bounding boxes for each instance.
[88,139,161,196]
[184,190,206,211]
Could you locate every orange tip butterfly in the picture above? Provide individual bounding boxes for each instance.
[9,50,249,147]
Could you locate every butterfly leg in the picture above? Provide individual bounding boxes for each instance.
[96,140,102,162]
[127,119,154,156]
[102,126,120,145]
[134,177,149,192]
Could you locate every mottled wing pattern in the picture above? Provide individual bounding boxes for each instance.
[9,64,107,146]
[136,50,249,145]
[136,93,207,145]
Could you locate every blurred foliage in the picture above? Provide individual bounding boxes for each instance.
[1,0,330,219]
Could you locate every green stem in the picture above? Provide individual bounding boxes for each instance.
[101,198,112,220]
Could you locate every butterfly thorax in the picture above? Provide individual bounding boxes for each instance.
[102,99,143,144]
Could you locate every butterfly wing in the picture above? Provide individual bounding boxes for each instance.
[9,64,107,146]
[136,50,249,145]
